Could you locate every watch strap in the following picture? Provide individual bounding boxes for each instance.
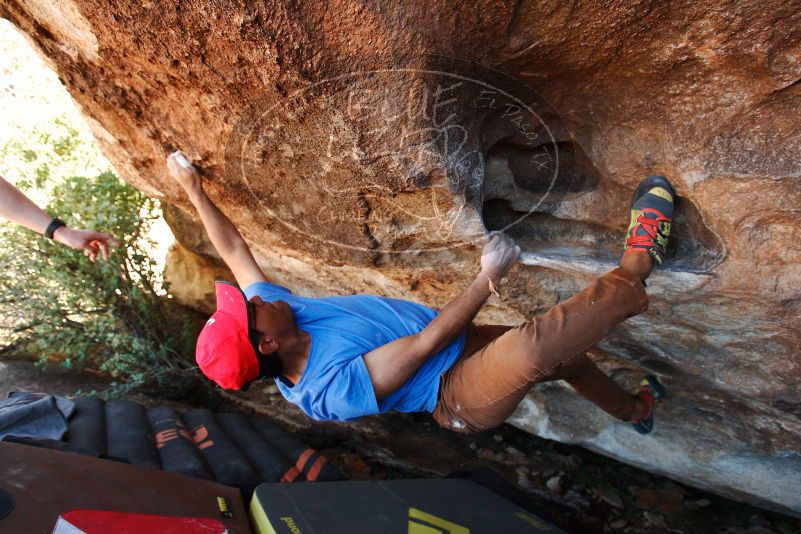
[44,218,66,239]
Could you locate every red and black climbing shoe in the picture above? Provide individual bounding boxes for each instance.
[624,175,675,264]
[632,375,667,435]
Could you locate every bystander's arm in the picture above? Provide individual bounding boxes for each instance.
[0,175,119,261]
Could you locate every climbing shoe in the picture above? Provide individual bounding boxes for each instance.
[624,175,675,264]
[632,375,667,435]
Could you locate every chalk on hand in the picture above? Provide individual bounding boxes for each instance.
[171,150,193,169]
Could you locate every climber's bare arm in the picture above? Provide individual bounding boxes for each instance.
[363,234,521,399]
[363,274,491,399]
[166,152,266,288]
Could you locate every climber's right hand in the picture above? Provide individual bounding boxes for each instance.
[480,232,521,283]
[167,151,202,197]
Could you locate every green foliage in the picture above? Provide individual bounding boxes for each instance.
[0,118,202,398]
[0,116,107,192]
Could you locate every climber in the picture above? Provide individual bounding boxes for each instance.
[0,175,119,261]
[167,150,670,435]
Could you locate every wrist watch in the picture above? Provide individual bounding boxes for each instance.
[44,218,67,239]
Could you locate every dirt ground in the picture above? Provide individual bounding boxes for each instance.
[2,359,799,534]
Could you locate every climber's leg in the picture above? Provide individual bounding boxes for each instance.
[433,175,676,434]
[433,267,649,433]
[546,352,645,421]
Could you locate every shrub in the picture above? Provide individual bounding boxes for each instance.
[0,118,202,398]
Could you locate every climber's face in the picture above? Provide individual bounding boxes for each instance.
[248,295,297,357]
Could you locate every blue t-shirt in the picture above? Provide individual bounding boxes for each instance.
[243,281,467,422]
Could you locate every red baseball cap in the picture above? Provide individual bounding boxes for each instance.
[195,281,260,390]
